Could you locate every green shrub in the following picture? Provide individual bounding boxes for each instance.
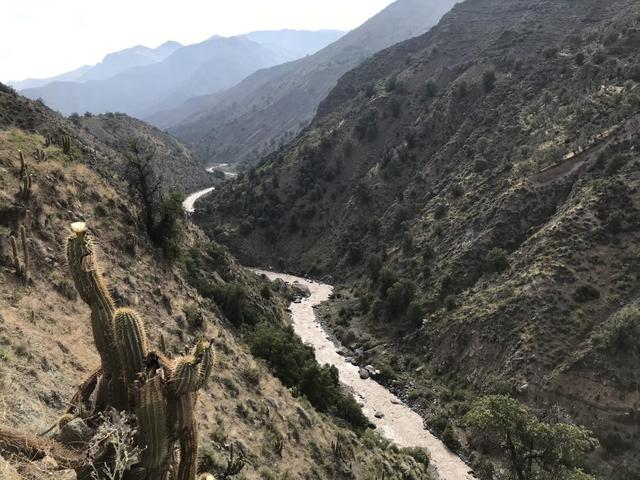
[212,283,257,327]
[247,323,368,432]
[443,425,461,452]
[485,248,510,273]
[445,295,457,311]
[385,279,416,315]
[390,97,402,118]
[573,285,600,303]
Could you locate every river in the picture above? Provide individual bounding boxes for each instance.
[183,187,476,480]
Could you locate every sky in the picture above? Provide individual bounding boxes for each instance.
[2,0,396,82]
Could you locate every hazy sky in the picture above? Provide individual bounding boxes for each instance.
[2,0,396,81]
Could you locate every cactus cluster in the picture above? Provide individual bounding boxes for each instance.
[65,223,215,480]
[34,148,47,162]
[9,225,29,281]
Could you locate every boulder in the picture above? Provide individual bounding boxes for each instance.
[58,418,93,445]
[359,368,370,380]
[291,281,311,298]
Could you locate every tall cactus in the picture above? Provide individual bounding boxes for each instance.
[9,225,29,281]
[17,151,33,202]
[66,222,126,409]
[63,222,216,480]
[62,134,71,154]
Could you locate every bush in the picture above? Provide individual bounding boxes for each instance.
[573,285,600,303]
[576,52,586,66]
[445,295,457,311]
[247,323,368,432]
[386,74,399,92]
[211,283,257,327]
[485,248,509,273]
[603,305,640,353]
[443,425,461,452]
[482,70,496,92]
[355,109,379,142]
[155,192,186,260]
[390,97,402,118]
[424,80,438,99]
[385,279,417,315]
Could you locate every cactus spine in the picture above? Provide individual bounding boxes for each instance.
[114,308,148,385]
[9,226,29,280]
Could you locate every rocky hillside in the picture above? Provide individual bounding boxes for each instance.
[0,86,432,479]
[157,0,458,165]
[77,112,212,194]
[200,0,640,477]
[0,86,209,195]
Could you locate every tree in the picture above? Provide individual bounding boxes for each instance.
[124,138,185,259]
[464,395,598,480]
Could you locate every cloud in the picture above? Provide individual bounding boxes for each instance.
[1,0,395,81]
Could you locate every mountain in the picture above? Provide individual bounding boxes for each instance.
[17,31,344,119]
[76,112,212,194]
[7,41,182,90]
[156,0,459,165]
[7,65,92,91]
[244,29,345,58]
[0,84,432,479]
[199,0,640,477]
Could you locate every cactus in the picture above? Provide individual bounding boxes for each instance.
[194,340,214,390]
[66,222,126,408]
[62,223,215,479]
[114,308,148,385]
[137,376,169,472]
[9,225,29,280]
[34,148,46,162]
[17,151,33,202]
[44,136,51,148]
[62,134,71,154]
[177,422,198,480]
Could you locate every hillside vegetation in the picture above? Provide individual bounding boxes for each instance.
[0,86,431,479]
[200,0,640,477]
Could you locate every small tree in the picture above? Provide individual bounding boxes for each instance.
[465,395,598,480]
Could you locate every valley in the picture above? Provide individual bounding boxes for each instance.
[2,0,639,479]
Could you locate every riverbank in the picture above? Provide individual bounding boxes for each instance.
[254,270,476,480]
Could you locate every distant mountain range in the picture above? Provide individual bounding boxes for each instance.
[13,30,345,118]
[8,41,183,91]
[154,0,459,165]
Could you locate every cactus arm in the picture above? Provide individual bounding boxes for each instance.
[170,356,201,395]
[114,308,149,384]
[193,340,214,390]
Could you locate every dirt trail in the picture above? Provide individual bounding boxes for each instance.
[182,187,215,213]
[255,270,477,480]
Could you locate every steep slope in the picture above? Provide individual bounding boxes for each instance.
[0,86,208,194]
[76,112,212,194]
[200,0,640,477]
[0,86,432,479]
[157,0,459,165]
[243,29,346,58]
